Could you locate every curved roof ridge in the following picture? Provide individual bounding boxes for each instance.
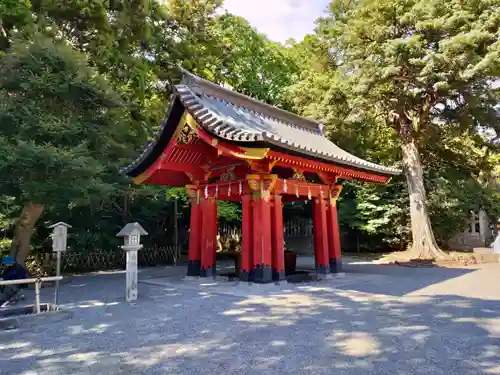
[121,69,401,179]
[175,82,400,176]
[179,67,322,133]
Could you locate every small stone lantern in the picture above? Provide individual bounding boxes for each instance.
[492,219,500,254]
[48,222,71,305]
[117,222,148,302]
[49,222,72,253]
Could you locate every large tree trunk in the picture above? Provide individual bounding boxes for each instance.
[401,140,449,260]
[9,203,44,265]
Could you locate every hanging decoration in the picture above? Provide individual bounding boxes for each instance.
[215,184,219,197]
[239,181,243,195]
[320,188,324,198]
[204,185,208,199]
[295,186,299,198]
[228,182,232,196]
[308,188,312,200]
[283,179,287,193]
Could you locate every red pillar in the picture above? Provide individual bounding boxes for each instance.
[313,198,330,275]
[271,194,285,282]
[187,193,202,276]
[240,194,254,282]
[252,194,273,283]
[326,199,342,273]
[213,198,218,267]
[200,197,217,277]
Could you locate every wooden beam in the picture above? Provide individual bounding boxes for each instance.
[195,122,270,160]
[267,151,390,184]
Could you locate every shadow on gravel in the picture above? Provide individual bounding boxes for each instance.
[0,266,497,375]
[340,262,477,296]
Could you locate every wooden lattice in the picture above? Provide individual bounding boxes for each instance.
[57,220,312,274]
[285,218,313,237]
[219,218,312,238]
[61,246,180,273]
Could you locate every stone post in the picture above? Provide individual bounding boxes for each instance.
[48,222,72,306]
[117,222,148,302]
[493,220,500,254]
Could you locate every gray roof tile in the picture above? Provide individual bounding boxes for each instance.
[175,71,400,176]
[122,70,401,178]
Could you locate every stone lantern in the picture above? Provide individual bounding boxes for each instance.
[492,219,500,254]
[117,222,148,302]
[48,222,71,305]
[49,222,71,252]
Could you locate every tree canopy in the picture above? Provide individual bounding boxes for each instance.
[0,36,129,262]
[287,0,500,258]
[0,0,498,265]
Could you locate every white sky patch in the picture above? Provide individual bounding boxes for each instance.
[223,0,330,43]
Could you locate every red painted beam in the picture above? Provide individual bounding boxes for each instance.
[197,178,335,200]
[268,151,390,184]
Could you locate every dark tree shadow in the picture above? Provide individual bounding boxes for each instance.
[0,265,498,375]
[339,262,477,296]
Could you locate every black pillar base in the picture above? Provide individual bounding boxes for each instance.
[316,264,330,274]
[272,268,286,282]
[329,258,342,273]
[187,260,201,277]
[253,264,273,283]
[239,269,254,282]
[200,265,216,278]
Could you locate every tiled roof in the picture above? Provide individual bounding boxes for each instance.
[121,96,180,176]
[175,70,400,176]
[122,69,401,178]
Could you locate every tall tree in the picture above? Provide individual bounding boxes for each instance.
[0,36,128,263]
[0,0,270,257]
[209,13,299,108]
[319,0,500,259]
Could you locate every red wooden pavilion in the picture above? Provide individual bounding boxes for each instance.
[123,70,400,283]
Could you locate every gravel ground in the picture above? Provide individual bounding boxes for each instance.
[0,259,499,375]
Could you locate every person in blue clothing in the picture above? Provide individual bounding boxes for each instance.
[0,255,28,305]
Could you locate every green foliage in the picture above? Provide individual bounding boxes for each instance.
[0,0,498,258]
[339,180,409,247]
[218,201,241,223]
[209,14,299,108]
[287,0,500,250]
[325,0,500,128]
[0,0,292,253]
[0,36,129,206]
[0,0,32,52]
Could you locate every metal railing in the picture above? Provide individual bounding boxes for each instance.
[0,276,63,313]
